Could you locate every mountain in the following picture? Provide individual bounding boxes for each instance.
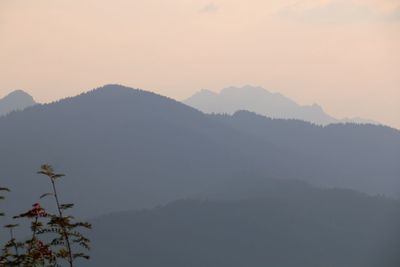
[184,86,377,126]
[0,84,283,218]
[0,90,36,116]
[0,84,399,220]
[209,111,400,196]
[86,183,400,267]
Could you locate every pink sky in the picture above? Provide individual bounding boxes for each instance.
[1,0,399,128]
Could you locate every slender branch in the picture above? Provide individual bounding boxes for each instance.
[27,216,39,267]
[50,178,74,267]
[9,228,21,267]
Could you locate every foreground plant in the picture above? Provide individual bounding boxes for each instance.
[0,187,20,266]
[37,165,91,266]
[12,202,57,266]
[0,165,91,267]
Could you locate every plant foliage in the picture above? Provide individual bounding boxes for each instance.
[0,165,91,267]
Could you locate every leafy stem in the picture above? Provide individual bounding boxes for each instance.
[49,174,74,267]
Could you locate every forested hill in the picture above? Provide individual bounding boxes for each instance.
[209,110,400,196]
[86,183,400,267]
[0,84,399,219]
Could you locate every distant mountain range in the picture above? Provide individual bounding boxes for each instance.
[1,85,398,220]
[0,90,36,116]
[86,186,400,267]
[1,84,398,266]
[184,86,378,126]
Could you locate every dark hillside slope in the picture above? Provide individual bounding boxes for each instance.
[0,85,286,217]
[0,85,399,218]
[210,111,400,196]
[87,184,400,267]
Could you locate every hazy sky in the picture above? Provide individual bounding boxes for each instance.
[1,0,399,128]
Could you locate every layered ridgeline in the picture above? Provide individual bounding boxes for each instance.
[87,182,400,267]
[184,86,377,126]
[0,85,399,219]
[0,90,36,116]
[209,111,400,196]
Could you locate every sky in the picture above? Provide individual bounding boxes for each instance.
[0,0,399,128]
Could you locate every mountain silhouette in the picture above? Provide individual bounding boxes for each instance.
[209,110,400,196]
[0,84,398,219]
[184,86,377,125]
[0,84,281,217]
[86,183,400,267]
[0,90,36,116]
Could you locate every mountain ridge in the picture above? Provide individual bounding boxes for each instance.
[86,186,400,267]
[184,85,378,126]
[0,89,36,116]
[0,84,398,220]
